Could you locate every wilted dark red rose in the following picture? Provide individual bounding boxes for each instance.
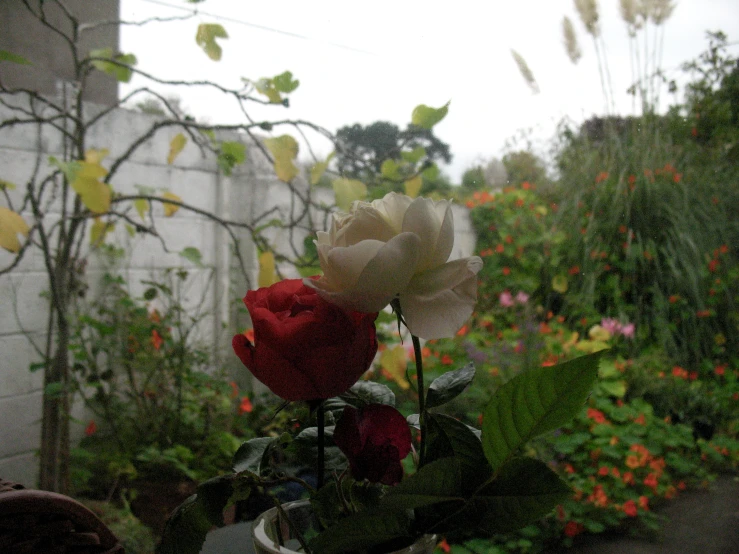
[232,279,378,402]
[333,404,412,485]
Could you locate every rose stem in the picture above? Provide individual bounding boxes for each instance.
[412,334,427,466]
[317,400,325,490]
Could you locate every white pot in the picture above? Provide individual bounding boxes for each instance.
[251,499,438,554]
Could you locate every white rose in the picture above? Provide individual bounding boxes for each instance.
[305,192,483,339]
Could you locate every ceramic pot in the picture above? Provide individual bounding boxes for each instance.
[251,499,437,554]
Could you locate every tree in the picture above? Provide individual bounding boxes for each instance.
[335,121,452,187]
[502,150,548,186]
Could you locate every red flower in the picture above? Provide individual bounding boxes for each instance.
[502,266,511,276]
[232,279,378,401]
[85,420,97,436]
[333,404,412,485]
[564,521,584,537]
[623,499,638,517]
[587,408,607,424]
[151,329,163,351]
[644,473,658,489]
[568,265,580,276]
[441,354,454,365]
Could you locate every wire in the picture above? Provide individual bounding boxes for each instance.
[139,0,378,56]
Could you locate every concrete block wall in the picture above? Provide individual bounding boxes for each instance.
[0,98,477,488]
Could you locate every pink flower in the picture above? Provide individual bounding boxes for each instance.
[600,318,621,335]
[620,322,635,339]
[515,291,530,304]
[499,291,515,308]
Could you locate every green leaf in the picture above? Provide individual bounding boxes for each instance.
[411,101,450,129]
[471,457,570,534]
[424,414,489,490]
[482,352,601,471]
[0,180,17,191]
[195,23,228,61]
[29,362,46,373]
[383,457,464,511]
[233,437,275,474]
[310,152,334,185]
[342,381,396,407]
[197,475,234,527]
[380,159,402,180]
[44,382,64,398]
[217,141,246,176]
[308,507,412,554]
[158,495,211,554]
[179,247,203,266]
[273,71,300,93]
[401,146,427,164]
[598,379,627,398]
[426,362,476,409]
[332,178,367,211]
[0,50,32,65]
[89,48,137,83]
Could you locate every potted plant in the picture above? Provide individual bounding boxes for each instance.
[159,193,601,554]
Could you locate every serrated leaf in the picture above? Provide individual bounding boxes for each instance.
[0,179,17,191]
[161,191,181,217]
[258,251,279,287]
[233,437,276,474]
[379,345,409,390]
[482,352,601,471]
[411,101,450,129]
[426,363,476,409]
[89,48,136,82]
[273,70,299,93]
[0,206,30,253]
[471,457,570,534]
[308,507,412,554]
[264,135,299,182]
[332,178,367,211]
[158,495,211,554]
[167,133,187,165]
[0,50,32,65]
[383,457,464,511]
[134,198,149,220]
[195,23,228,61]
[180,247,203,266]
[310,152,334,185]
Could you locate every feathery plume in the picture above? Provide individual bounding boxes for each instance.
[562,16,582,64]
[574,0,600,37]
[619,0,643,36]
[510,50,540,94]
[649,0,675,25]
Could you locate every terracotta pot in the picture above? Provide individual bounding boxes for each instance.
[251,499,437,554]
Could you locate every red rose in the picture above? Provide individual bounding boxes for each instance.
[232,279,378,401]
[333,404,412,485]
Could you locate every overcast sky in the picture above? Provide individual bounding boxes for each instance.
[119,0,739,181]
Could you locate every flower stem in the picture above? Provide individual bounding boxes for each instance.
[317,400,325,489]
[412,334,427,466]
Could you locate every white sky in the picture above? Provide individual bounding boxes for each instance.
[119,0,739,181]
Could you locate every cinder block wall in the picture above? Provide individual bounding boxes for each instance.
[0,100,477,487]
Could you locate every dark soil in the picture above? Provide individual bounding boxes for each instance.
[544,473,739,554]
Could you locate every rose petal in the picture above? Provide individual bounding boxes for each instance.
[399,256,483,339]
[332,205,396,247]
[371,192,413,232]
[402,197,453,271]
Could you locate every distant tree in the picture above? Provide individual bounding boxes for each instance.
[502,150,548,186]
[461,165,486,190]
[335,121,452,186]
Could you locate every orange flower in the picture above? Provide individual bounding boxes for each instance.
[564,463,575,474]
[625,455,640,469]
[708,258,720,273]
[568,265,580,275]
[85,420,97,436]
[230,381,239,399]
[587,408,607,424]
[437,538,451,553]
[588,485,608,507]
[239,396,253,414]
[598,466,610,476]
[634,413,646,425]
[502,267,511,276]
[639,496,650,510]
[149,309,161,323]
[643,473,658,489]
[441,354,454,365]
[719,244,728,254]
[595,171,609,184]
[495,243,505,253]
[515,198,525,207]
[456,325,468,337]
[611,467,621,478]
[623,471,635,485]
[151,329,163,351]
[564,521,584,537]
[521,181,531,190]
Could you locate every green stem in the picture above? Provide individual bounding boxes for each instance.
[412,334,427,466]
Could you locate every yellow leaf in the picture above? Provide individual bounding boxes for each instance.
[70,155,111,214]
[0,206,29,253]
[196,23,228,61]
[258,251,279,288]
[134,198,149,220]
[264,135,299,182]
[90,217,114,247]
[588,325,611,342]
[167,133,187,165]
[404,175,423,198]
[84,148,109,165]
[125,224,136,237]
[309,152,334,185]
[0,179,17,191]
[380,345,410,390]
[332,178,367,211]
[161,191,181,217]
